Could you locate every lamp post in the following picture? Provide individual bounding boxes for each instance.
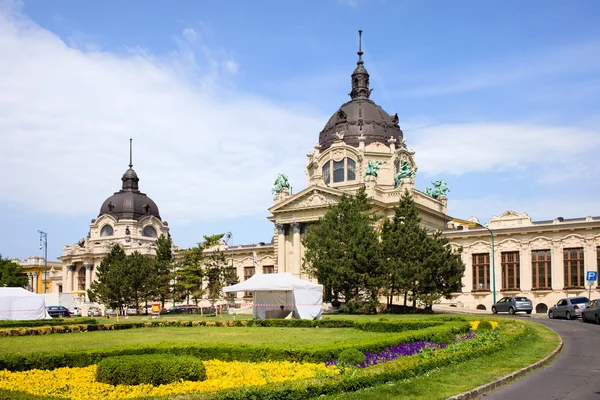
[452,218,496,304]
[225,232,236,308]
[38,230,48,294]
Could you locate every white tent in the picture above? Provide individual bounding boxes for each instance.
[0,287,52,321]
[223,273,323,320]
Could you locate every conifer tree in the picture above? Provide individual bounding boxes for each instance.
[88,244,128,312]
[302,186,383,312]
[154,234,174,308]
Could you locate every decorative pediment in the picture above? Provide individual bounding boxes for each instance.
[269,186,343,214]
[560,234,585,248]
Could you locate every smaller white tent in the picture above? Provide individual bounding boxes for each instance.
[223,273,323,320]
[0,287,52,321]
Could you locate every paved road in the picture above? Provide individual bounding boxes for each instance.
[483,317,600,400]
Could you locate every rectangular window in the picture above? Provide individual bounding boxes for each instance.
[333,160,345,183]
[322,162,330,185]
[225,267,238,283]
[244,267,255,297]
[263,265,274,274]
[501,251,520,290]
[347,158,356,181]
[472,253,490,291]
[564,248,584,288]
[531,249,552,289]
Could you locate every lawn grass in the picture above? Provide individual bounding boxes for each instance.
[0,327,389,354]
[317,321,559,399]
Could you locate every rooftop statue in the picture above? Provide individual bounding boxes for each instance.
[364,160,383,178]
[272,173,291,196]
[394,161,416,188]
[424,179,450,198]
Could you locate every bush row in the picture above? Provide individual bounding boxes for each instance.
[0,318,457,337]
[0,322,470,371]
[0,317,97,329]
[96,354,207,386]
[203,321,529,400]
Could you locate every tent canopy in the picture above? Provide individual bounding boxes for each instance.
[223,273,323,320]
[0,287,51,321]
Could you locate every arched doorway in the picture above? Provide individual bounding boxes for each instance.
[535,303,548,314]
[77,268,86,291]
[476,304,487,310]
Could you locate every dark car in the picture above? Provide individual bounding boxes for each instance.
[491,296,533,315]
[581,299,600,324]
[548,296,589,320]
[46,306,71,318]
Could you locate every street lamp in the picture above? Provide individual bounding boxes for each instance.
[452,218,496,304]
[38,230,48,294]
[224,232,237,308]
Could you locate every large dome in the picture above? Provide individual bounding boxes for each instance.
[318,31,403,151]
[99,166,161,221]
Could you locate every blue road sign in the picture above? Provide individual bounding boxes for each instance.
[586,271,598,281]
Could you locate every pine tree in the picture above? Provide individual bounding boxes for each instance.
[124,251,155,314]
[202,234,227,302]
[88,245,128,312]
[303,186,383,313]
[154,234,174,308]
[381,189,430,310]
[176,245,205,307]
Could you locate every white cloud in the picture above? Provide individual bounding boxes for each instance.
[181,27,198,43]
[409,123,600,182]
[0,6,321,223]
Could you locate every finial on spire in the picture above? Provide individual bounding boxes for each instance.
[129,138,133,168]
[357,30,363,65]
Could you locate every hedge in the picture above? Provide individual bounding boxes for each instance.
[190,321,529,400]
[0,318,97,329]
[0,322,470,371]
[96,354,206,385]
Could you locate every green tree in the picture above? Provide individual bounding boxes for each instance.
[416,231,465,310]
[202,234,227,302]
[154,234,174,308]
[176,244,205,307]
[88,245,129,312]
[0,255,28,288]
[381,189,430,310]
[302,186,383,313]
[124,251,156,313]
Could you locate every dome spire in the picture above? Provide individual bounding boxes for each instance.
[122,138,139,192]
[350,30,371,100]
[129,137,133,168]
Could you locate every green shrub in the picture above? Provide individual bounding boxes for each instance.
[477,321,493,331]
[95,354,206,386]
[337,348,365,366]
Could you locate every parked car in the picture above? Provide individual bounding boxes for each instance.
[548,296,589,320]
[581,299,600,324]
[68,306,81,316]
[491,296,533,315]
[87,307,102,317]
[105,308,117,316]
[46,306,71,318]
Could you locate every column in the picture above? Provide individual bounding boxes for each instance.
[584,240,597,290]
[32,272,39,294]
[520,244,532,292]
[276,223,286,273]
[66,265,75,293]
[291,222,302,277]
[551,244,564,290]
[84,264,94,299]
[462,250,472,293]
[27,273,33,292]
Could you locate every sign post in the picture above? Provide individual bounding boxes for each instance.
[586,271,597,301]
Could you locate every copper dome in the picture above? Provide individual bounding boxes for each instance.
[318,31,403,151]
[99,167,161,221]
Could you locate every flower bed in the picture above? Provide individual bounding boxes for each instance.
[0,360,339,399]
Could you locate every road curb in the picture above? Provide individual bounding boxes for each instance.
[446,330,564,400]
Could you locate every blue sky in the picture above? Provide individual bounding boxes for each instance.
[1,0,600,262]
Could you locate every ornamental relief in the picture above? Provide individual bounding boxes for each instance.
[560,234,585,248]
[527,236,552,249]
[332,150,345,162]
[496,239,521,251]
[465,241,491,253]
[293,193,338,209]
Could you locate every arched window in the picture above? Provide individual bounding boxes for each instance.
[322,157,356,184]
[77,268,86,291]
[142,226,157,238]
[322,163,331,185]
[347,158,356,181]
[100,225,114,237]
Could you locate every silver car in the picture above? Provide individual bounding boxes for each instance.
[581,299,600,324]
[492,296,533,315]
[548,296,589,320]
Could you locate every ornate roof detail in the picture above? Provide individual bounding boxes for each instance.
[318,31,403,151]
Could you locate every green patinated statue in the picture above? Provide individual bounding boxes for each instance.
[364,160,383,178]
[394,161,416,188]
[272,173,291,196]
[424,179,450,198]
